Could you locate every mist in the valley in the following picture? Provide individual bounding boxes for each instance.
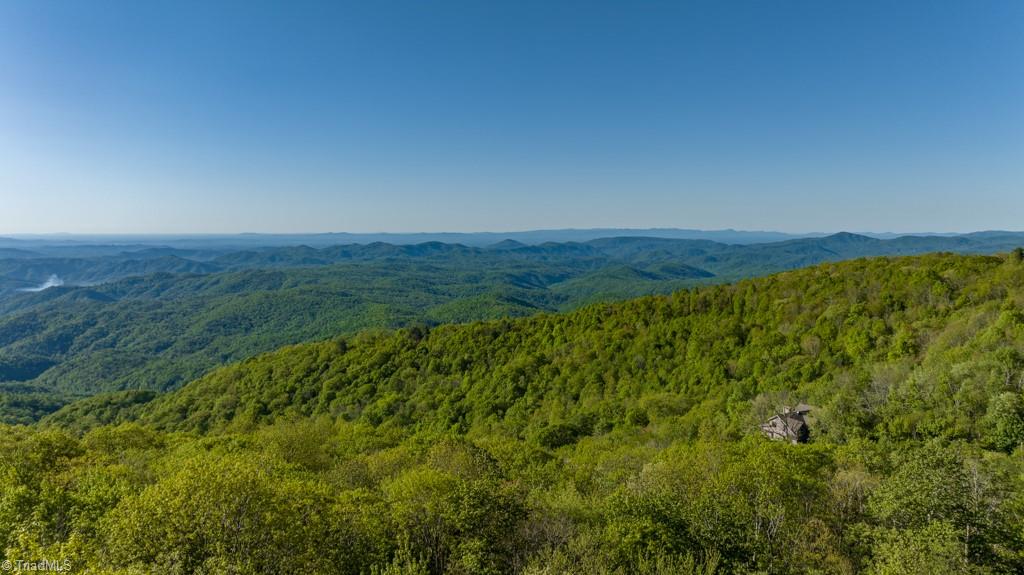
[18,274,65,292]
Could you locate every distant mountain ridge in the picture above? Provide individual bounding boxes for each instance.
[2,231,1024,423]
[5,231,1024,296]
[1,228,811,249]
[8,228,1020,251]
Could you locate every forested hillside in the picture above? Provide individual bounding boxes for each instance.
[4,233,1024,424]
[0,254,706,423]
[5,251,1022,574]
[74,251,1024,443]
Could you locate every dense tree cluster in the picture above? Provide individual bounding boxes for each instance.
[2,422,1022,573]
[0,245,709,423]
[3,252,1024,572]
[6,233,1024,424]
[92,252,1024,449]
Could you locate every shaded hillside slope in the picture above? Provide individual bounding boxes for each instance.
[6,235,1024,424]
[21,251,1024,575]
[48,252,1024,447]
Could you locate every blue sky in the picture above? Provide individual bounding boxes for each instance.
[1,1,1021,234]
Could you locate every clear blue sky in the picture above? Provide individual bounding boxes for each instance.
[1,1,1021,234]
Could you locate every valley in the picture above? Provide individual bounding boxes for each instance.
[3,231,1024,423]
[3,249,1024,573]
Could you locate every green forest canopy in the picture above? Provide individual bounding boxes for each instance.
[5,233,1024,425]
[3,251,1024,573]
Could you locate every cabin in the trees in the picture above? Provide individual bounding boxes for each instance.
[760,404,811,444]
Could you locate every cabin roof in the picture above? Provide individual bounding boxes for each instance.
[760,404,811,442]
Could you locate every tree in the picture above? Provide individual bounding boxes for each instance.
[100,453,382,574]
[869,521,965,575]
[982,393,1024,453]
[868,443,969,529]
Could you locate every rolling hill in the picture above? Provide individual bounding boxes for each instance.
[57,251,1020,441]
[15,250,1024,575]
[3,233,1024,423]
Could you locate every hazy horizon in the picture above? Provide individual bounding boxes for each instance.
[3,227,1021,242]
[4,228,1022,236]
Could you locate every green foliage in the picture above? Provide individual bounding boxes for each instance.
[981,392,1024,453]
[7,233,1024,423]
[3,252,1024,573]
[4,422,1019,574]
[94,253,1024,451]
[867,521,966,575]
[624,407,650,427]
[0,244,715,421]
[101,452,390,573]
